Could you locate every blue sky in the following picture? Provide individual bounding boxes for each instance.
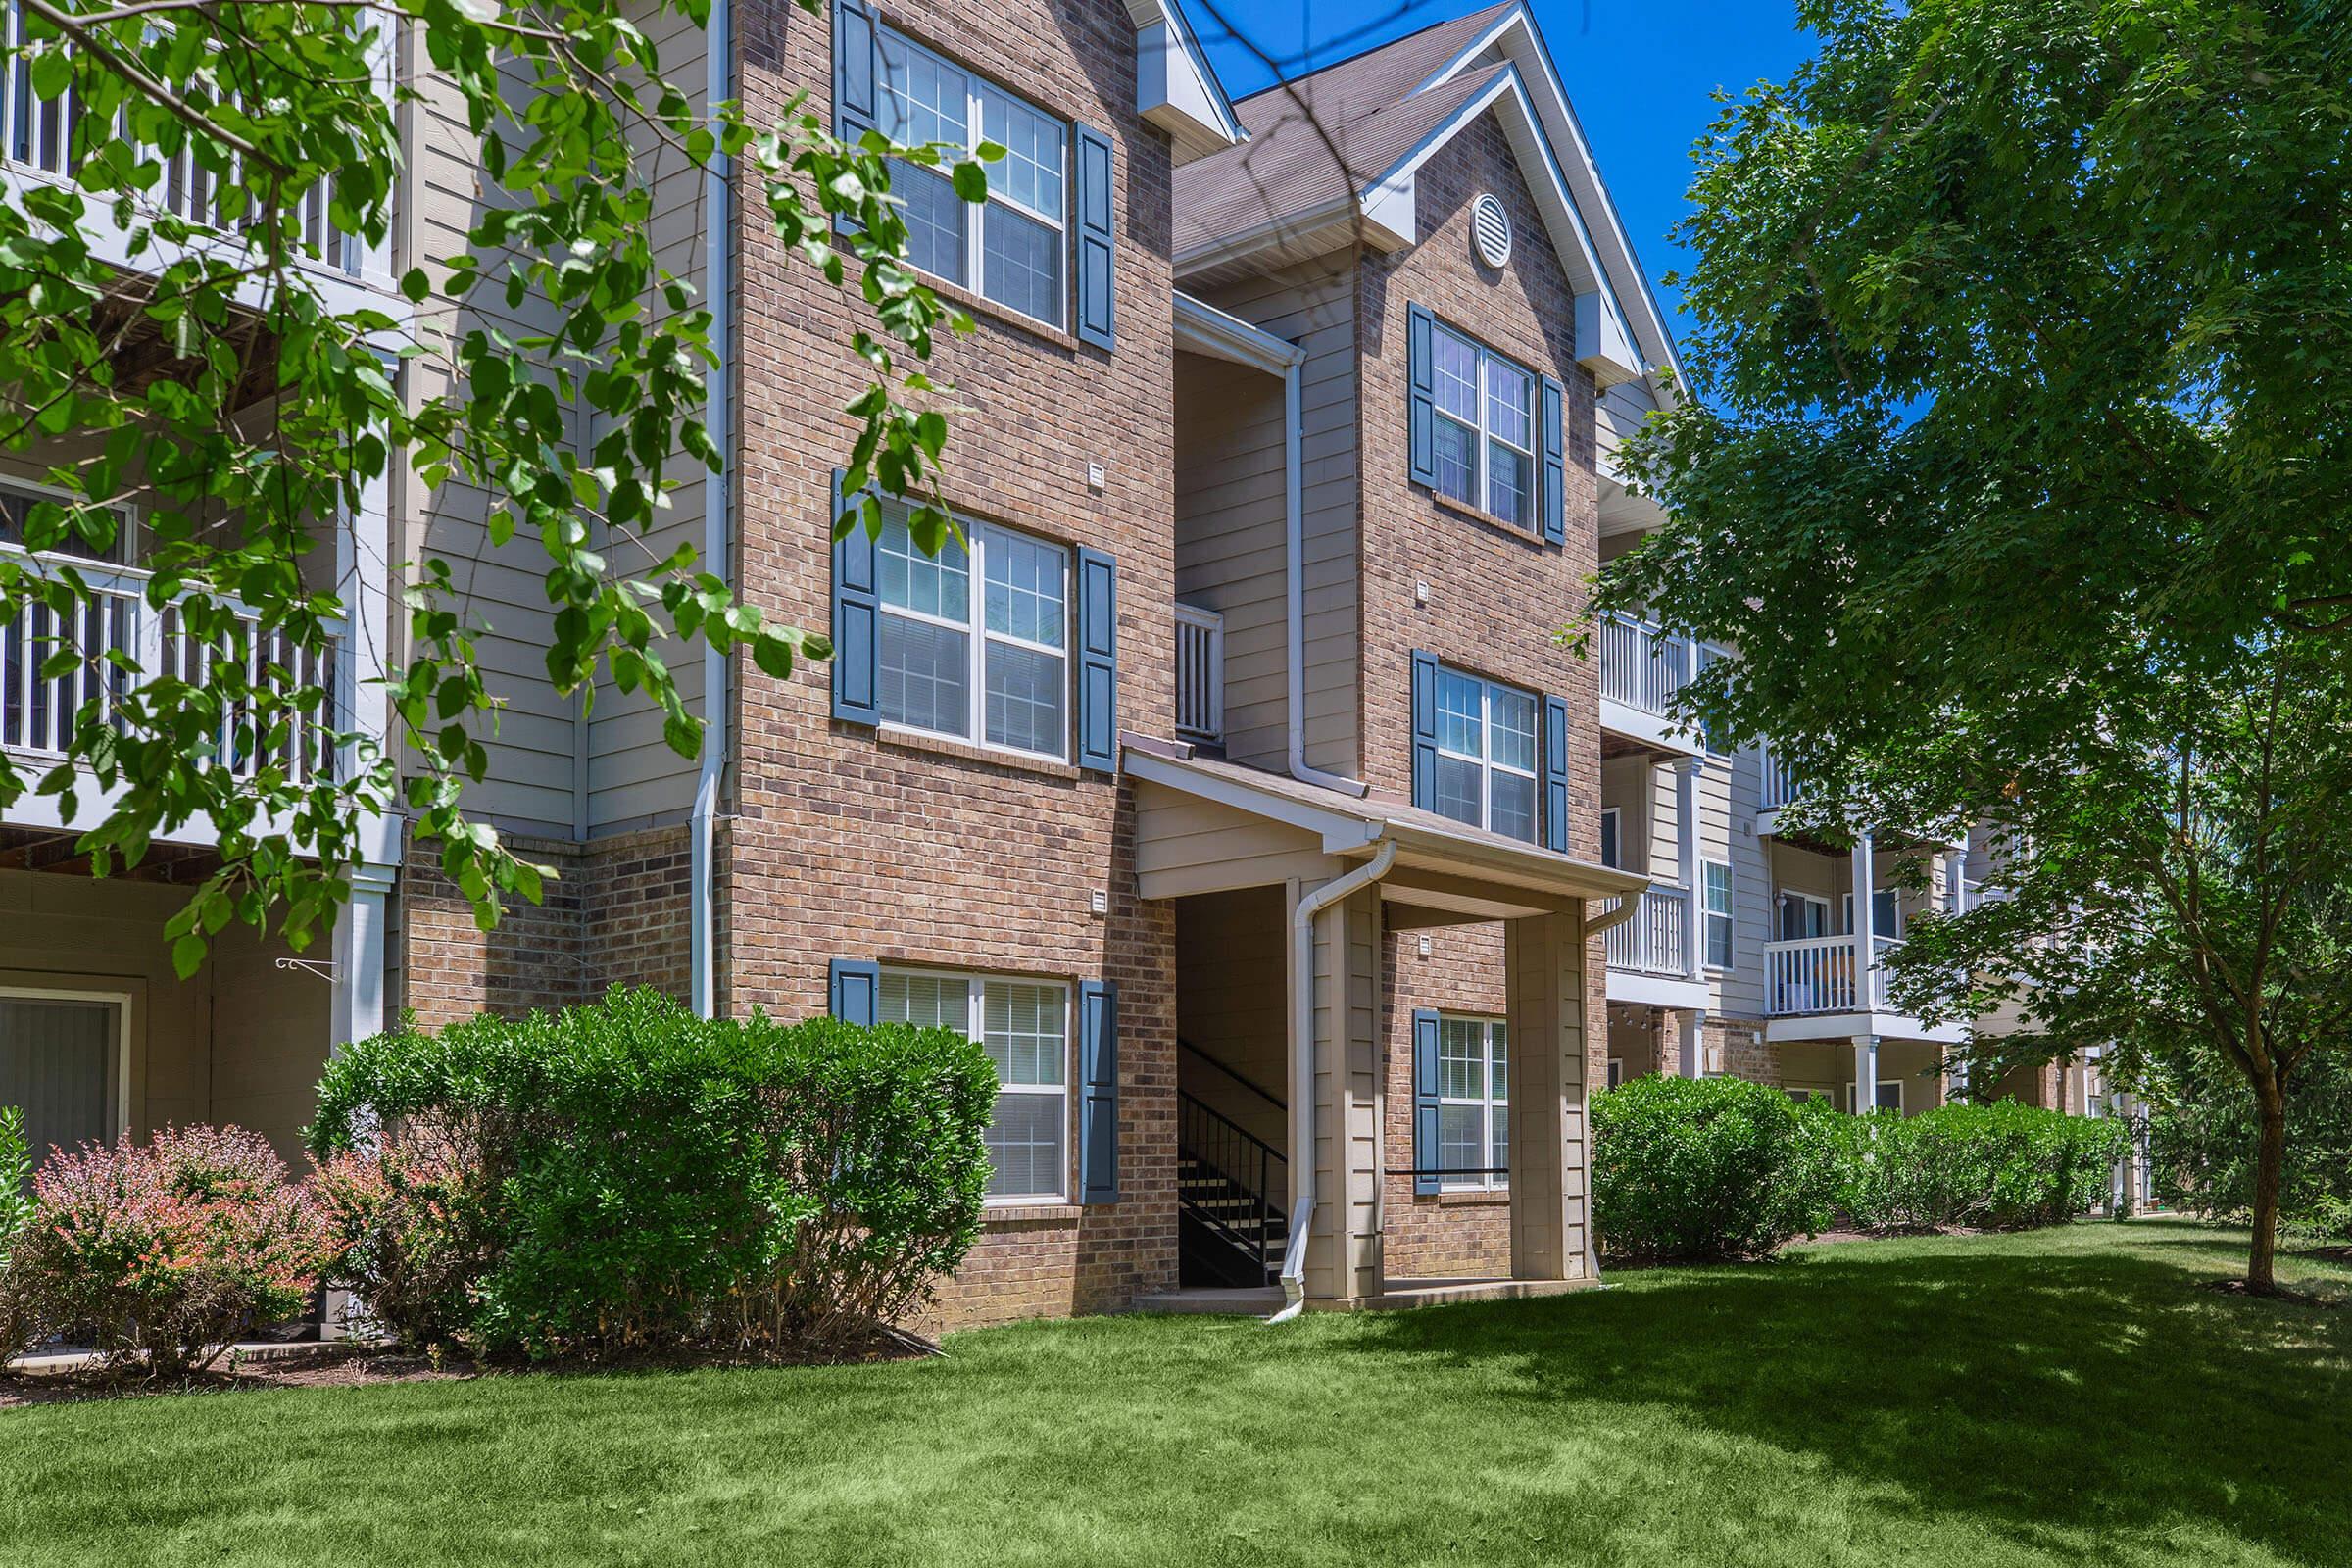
[1191,1,1819,333]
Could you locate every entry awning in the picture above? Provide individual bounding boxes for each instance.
[1125,735,1649,923]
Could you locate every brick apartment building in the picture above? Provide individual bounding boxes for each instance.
[7,1,2098,1328]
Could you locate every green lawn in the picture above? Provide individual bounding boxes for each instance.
[3,1221,2347,1567]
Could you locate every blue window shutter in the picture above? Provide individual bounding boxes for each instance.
[834,0,878,143]
[830,468,880,725]
[1076,546,1118,772]
[1410,650,1439,810]
[1540,373,1566,546]
[829,958,880,1026]
[1406,303,1436,487]
[1412,1008,1441,1196]
[1073,123,1115,352]
[1544,693,1570,854]
[1079,979,1119,1203]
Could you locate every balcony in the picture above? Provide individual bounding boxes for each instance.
[1604,883,1689,976]
[1597,612,1699,755]
[1173,602,1222,744]
[1764,933,1895,1015]
[3,559,342,791]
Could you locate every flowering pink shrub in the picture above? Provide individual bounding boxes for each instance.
[7,1124,338,1376]
[313,1118,500,1350]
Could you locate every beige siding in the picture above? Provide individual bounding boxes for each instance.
[1595,378,1656,480]
[1174,356,1290,767]
[1198,258,1362,778]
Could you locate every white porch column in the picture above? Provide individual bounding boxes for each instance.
[1941,846,1967,915]
[1850,827,1878,1009]
[1676,1008,1706,1078]
[1851,1033,1881,1114]
[1675,757,1702,981]
[332,863,394,1048]
[1295,877,1384,1304]
[1505,909,1593,1281]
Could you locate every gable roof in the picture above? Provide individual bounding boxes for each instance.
[1170,1,1678,398]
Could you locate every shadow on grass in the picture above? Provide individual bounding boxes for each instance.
[1351,1222,2352,1565]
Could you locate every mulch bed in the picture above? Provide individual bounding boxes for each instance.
[1,1347,484,1409]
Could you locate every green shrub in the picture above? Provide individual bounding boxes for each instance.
[1592,1076,1845,1262]
[0,1105,31,1358]
[1841,1102,2128,1232]
[309,986,998,1362]
[2146,1048,2352,1238]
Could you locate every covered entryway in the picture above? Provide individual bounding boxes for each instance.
[1130,739,1644,1312]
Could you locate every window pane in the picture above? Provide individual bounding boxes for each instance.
[1439,1017,1483,1099]
[1434,755,1483,829]
[1490,771,1537,843]
[1431,328,1479,422]
[982,204,1062,324]
[983,528,1064,647]
[1599,812,1620,868]
[1704,862,1732,915]
[1490,1106,1508,1185]
[1438,1103,1484,1187]
[979,84,1062,220]
[1433,416,1477,506]
[986,1090,1064,1199]
[892,162,968,287]
[1436,669,1483,757]
[1485,360,1532,450]
[1876,1082,1902,1112]
[984,640,1065,755]
[1490,1022,1508,1102]
[1490,686,1538,772]
[1707,913,1734,968]
[880,612,970,735]
[1488,440,1532,526]
[880,971,963,1031]
[983,980,1063,1086]
[878,510,970,621]
[875,33,966,147]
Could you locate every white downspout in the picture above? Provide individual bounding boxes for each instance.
[1270,838,1396,1323]
[690,0,733,1019]
[1283,358,1366,798]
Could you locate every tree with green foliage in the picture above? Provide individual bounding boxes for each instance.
[0,0,985,970]
[1598,0,2352,1291]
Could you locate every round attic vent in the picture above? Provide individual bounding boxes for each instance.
[1470,192,1512,269]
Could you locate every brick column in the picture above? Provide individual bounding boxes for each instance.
[1505,908,1592,1281]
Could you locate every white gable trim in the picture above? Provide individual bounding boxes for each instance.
[1356,65,1645,387]
[1403,2,1683,401]
[1129,0,1245,164]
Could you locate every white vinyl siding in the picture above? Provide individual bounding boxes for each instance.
[1437,1014,1508,1191]
[876,505,1069,760]
[874,26,1067,328]
[880,968,1068,1201]
[1428,322,1536,529]
[1432,665,1540,844]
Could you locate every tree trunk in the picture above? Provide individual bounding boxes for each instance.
[2247,1072,2288,1293]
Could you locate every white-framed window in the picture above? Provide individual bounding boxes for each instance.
[0,988,130,1170]
[875,502,1069,760]
[0,475,131,565]
[1598,807,1622,869]
[1436,1014,1508,1190]
[879,967,1069,1201]
[1776,890,1830,941]
[1431,664,1540,843]
[1845,1080,1904,1114]
[874,26,1067,328]
[1702,859,1734,968]
[1427,321,1537,528]
[1605,1057,1624,1090]
[1843,888,1902,941]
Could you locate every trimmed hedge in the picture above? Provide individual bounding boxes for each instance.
[1592,1078,2130,1262]
[1838,1102,2128,1232]
[309,986,997,1362]
[1591,1075,1845,1262]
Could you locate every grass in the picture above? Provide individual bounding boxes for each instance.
[2,1221,2348,1567]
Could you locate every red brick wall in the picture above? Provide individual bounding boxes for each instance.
[728,0,1178,1326]
[1355,112,1608,1284]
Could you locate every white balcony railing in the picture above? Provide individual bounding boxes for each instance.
[1597,611,1690,718]
[3,4,362,275]
[1759,740,1802,809]
[1173,602,1222,743]
[1764,933,1902,1015]
[1604,883,1690,976]
[3,560,341,784]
